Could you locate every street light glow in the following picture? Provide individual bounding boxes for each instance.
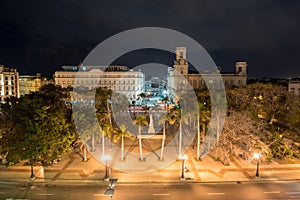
[179,154,188,160]
[253,153,261,177]
[101,155,111,161]
[179,154,188,180]
[101,155,111,181]
[253,153,261,159]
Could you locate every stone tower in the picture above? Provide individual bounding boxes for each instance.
[173,47,188,75]
[235,61,247,75]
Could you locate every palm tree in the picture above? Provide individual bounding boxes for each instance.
[161,96,170,112]
[113,125,134,161]
[73,106,97,161]
[133,115,148,161]
[95,87,112,125]
[212,93,226,143]
[138,92,146,102]
[100,123,113,156]
[158,116,168,160]
[152,103,161,121]
[197,101,211,159]
[166,107,186,156]
[170,108,184,156]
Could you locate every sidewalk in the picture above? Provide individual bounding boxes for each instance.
[1,148,300,185]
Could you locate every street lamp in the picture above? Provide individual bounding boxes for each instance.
[101,155,111,181]
[253,153,261,177]
[30,159,35,180]
[30,157,35,180]
[179,154,188,180]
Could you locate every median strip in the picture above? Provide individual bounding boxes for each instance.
[152,193,170,196]
[36,193,54,196]
[207,192,225,195]
[264,191,280,194]
[286,192,300,195]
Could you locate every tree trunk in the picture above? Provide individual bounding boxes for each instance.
[216,112,220,143]
[201,124,205,143]
[92,132,95,152]
[160,124,166,160]
[102,135,105,156]
[197,113,200,160]
[178,120,182,156]
[121,135,124,161]
[269,114,275,124]
[83,144,87,162]
[138,126,143,160]
[107,99,112,126]
[98,131,102,144]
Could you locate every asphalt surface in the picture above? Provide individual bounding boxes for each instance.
[1,181,300,200]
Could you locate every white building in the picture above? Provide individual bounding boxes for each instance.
[54,65,144,99]
[288,79,300,96]
[19,73,53,96]
[168,47,248,93]
[0,65,19,101]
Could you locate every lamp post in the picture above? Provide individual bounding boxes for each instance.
[253,153,261,177]
[30,159,35,180]
[101,155,111,181]
[29,156,36,180]
[179,154,188,180]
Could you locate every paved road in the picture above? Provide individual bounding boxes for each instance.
[1,181,300,200]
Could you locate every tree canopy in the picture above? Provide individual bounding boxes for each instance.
[0,84,76,166]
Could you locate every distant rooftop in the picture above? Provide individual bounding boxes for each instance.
[0,64,18,72]
[290,77,300,82]
[61,64,129,72]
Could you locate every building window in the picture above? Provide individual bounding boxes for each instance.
[179,51,183,58]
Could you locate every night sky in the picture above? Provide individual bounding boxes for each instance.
[0,0,299,78]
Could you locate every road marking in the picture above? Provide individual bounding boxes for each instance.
[207,193,225,195]
[286,192,300,195]
[36,193,54,196]
[152,193,170,196]
[94,194,106,197]
[14,199,31,200]
[264,191,281,194]
[0,185,15,188]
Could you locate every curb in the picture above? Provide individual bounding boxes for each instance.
[1,178,299,186]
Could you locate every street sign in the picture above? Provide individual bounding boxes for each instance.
[104,188,114,196]
[109,178,118,189]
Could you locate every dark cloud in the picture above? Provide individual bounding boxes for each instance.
[0,0,299,78]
